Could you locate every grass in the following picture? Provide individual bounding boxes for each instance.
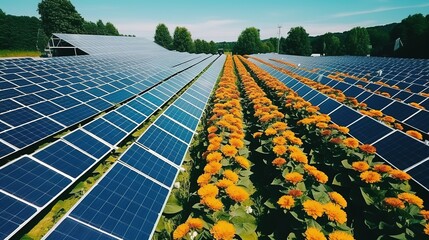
[0,50,41,58]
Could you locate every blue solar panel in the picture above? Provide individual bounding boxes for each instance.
[404,111,429,134]
[0,142,14,159]
[34,141,95,178]
[138,125,187,165]
[52,96,81,108]
[317,98,340,113]
[382,102,419,121]
[55,86,75,95]
[103,111,137,132]
[343,85,365,97]
[0,107,42,127]
[70,163,168,240]
[84,118,126,146]
[0,117,63,148]
[348,116,393,144]
[181,93,206,109]
[363,94,393,110]
[51,104,98,127]
[141,92,164,107]
[164,105,199,129]
[14,93,44,105]
[329,106,362,126]
[35,89,61,100]
[86,88,107,97]
[408,161,429,190]
[120,144,177,186]
[102,89,134,104]
[70,91,96,102]
[173,98,202,118]
[154,115,194,143]
[127,99,155,116]
[0,157,71,206]
[0,192,37,240]
[99,84,117,94]
[0,99,22,113]
[64,129,110,159]
[308,93,328,106]
[86,98,113,111]
[393,91,413,101]
[355,91,372,102]
[46,217,117,240]
[30,101,64,115]
[116,105,147,124]
[374,131,429,170]
[150,88,170,101]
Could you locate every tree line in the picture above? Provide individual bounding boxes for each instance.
[154,23,218,54]
[0,0,121,52]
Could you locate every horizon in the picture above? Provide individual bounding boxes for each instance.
[1,0,429,42]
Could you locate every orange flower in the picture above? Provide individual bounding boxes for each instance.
[288,189,303,197]
[382,116,395,123]
[406,130,423,140]
[352,161,370,172]
[207,126,218,133]
[253,132,263,138]
[389,169,411,181]
[329,192,347,208]
[277,195,295,209]
[223,170,239,183]
[201,197,223,211]
[221,145,238,157]
[316,122,328,129]
[359,144,376,154]
[373,164,393,173]
[323,202,347,224]
[360,171,382,184]
[225,185,249,202]
[285,172,304,185]
[206,151,223,162]
[272,157,287,167]
[310,170,329,184]
[420,210,429,220]
[425,223,429,235]
[305,227,326,240]
[198,184,219,198]
[329,138,342,144]
[338,126,350,134]
[273,136,287,145]
[204,161,222,174]
[272,121,288,131]
[394,123,404,130]
[343,138,359,148]
[216,178,234,188]
[328,231,354,240]
[186,218,204,229]
[273,145,287,156]
[197,173,211,186]
[235,156,250,169]
[398,192,424,208]
[290,152,308,164]
[265,127,277,136]
[211,221,235,240]
[303,200,324,219]
[207,142,221,151]
[229,138,244,149]
[173,223,190,239]
[384,197,405,209]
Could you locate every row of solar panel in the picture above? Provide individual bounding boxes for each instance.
[266,59,429,135]
[43,55,226,240]
[0,55,212,159]
[0,56,216,240]
[254,61,429,191]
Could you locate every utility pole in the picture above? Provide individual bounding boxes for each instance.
[277,25,282,54]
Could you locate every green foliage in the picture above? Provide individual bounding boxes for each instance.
[154,23,173,49]
[323,32,342,56]
[345,27,370,56]
[234,27,262,55]
[38,0,85,36]
[283,26,312,56]
[105,22,119,36]
[173,26,194,52]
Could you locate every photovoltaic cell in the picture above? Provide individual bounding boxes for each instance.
[138,125,187,165]
[0,192,37,240]
[308,93,328,106]
[86,98,113,111]
[0,142,14,158]
[127,100,154,116]
[382,102,418,121]
[0,107,42,127]
[120,144,177,186]
[52,96,81,108]
[103,111,137,132]
[116,105,147,124]
[64,129,110,159]
[102,89,134,104]
[34,141,95,178]
[317,98,340,113]
[84,118,126,146]
[164,105,199,130]
[30,101,64,116]
[173,98,202,118]
[0,157,71,206]
[329,106,362,126]
[404,111,429,134]
[363,94,393,110]
[408,161,429,190]
[51,104,98,127]
[0,99,22,113]
[348,116,393,144]
[154,115,194,143]
[46,217,117,240]
[141,92,164,107]
[70,163,168,240]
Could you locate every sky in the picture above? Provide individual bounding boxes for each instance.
[1,0,429,42]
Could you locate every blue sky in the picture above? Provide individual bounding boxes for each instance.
[2,0,429,41]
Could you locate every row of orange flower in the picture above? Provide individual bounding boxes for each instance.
[255,57,425,141]
[234,55,355,240]
[239,55,429,239]
[173,55,253,240]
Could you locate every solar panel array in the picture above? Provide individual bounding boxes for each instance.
[0,34,220,239]
[250,55,429,191]
[44,55,226,240]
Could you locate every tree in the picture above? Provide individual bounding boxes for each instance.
[283,26,312,56]
[234,27,262,55]
[209,41,217,54]
[323,33,342,56]
[194,39,203,53]
[391,14,429,58]
[96,20,107,35]
[38,0,84,36]
[154,23,173,49]
[345,27,370,56]
[173,26,194,52]
[105,22,119,36]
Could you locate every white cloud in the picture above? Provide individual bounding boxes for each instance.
[333,3,429,18]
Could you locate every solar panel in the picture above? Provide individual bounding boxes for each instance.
[317,98,341,113]
[83,118,126,146]
[116,105,147,124]
[348,116,393,144]
[0,99,22,113]
[103,111,137,133]
[0,107,42,127]
[329,105,362,126]
[382,102,419,121]
[154,115,194,143]
[164,105,199,129]
[407,160,429,191]
[45,217,118,240]
[127,99,154,116]
[63,129,111,159]
[51,104,98,127]
[30,101,64,116]
[404,111,429,134]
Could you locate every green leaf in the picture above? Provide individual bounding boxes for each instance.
[378,221,393,230]
[311,189,330,203]
[163,195,183,214]
[364,219,378,230]
[155,216,166,232]
[287,232,297,240]
[389,233,407,240]
[332,173,347,186]
[230,209,257,236]
[290,211,304,222]
[271,178,284,186]
[70,182,85,195]
[238,231,258,240]
[239,169,253,177]
[264,199,277,209]
[341,159,352,169]
[405,228,414,238]
[306,219,322,229]
[360,187,375,205]
[255,146,267,154]
[239,148,250,156]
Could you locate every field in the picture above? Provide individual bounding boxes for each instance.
[0,50,41,58]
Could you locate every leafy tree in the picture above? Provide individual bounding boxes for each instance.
[83,21,98,34]
[323,33,342,56]
[209,41,217,54]
[234,27,262,55]
[391,14,429,58]
[345,27,370,56]
[283,26,312,56]
[38,0,84,36]
[105,22,119,36]
[310,36,324,54]
[96,20,107,35]
[154,23,173,49]
[173,26,194,52]
[194,39,203,53]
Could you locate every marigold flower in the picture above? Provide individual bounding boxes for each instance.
[321,130,332,136]
[273,136,287,145]
[235,156,250,169]
[304,164,317,172]
[389,169,411,181]
[290,152,308,164]
[221,145,237,157]
[229,138,244,149]
[211,221,235,240]
[223,170,239,183]
[285,172,304,185]
[216,178,234,188]
[288,189,303,197]
[352,161,370,172]
[382,116,395,123]
[316,122,328,129]
[207,143,221,151]
[253,132,263,138]
[329,192,347,208]
[207,126,218,133]
[290,137,303,145]
[305,227,326,240]
[209,136,223,144]
[197,173,211,186]
[343,138,359,148]
[201,197,223,211]
[324,202,347,224]
[273,145,287,156]
[206,151,222,162]
[338,126,350,134]
[425,223,429,235]
[360,171,381,184]
[398,192,424,208]
[265,127,277,136]
[309,170,329,184]
[186,218,204,229]
[359,144,376,154]
[198,184,219,198]
[328,231,354,240]
[272,121,287,131]
[384,197,405,209]
[406,130,423,140]
[303,200,324,219]
[272,157,287,167]
[204,161,222,174]
[394,123,403,130]
[277,195,295,209]
[225,185,249,202]
[420,210,429,220]
[173,223,190,239]
[373,164,393,173]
